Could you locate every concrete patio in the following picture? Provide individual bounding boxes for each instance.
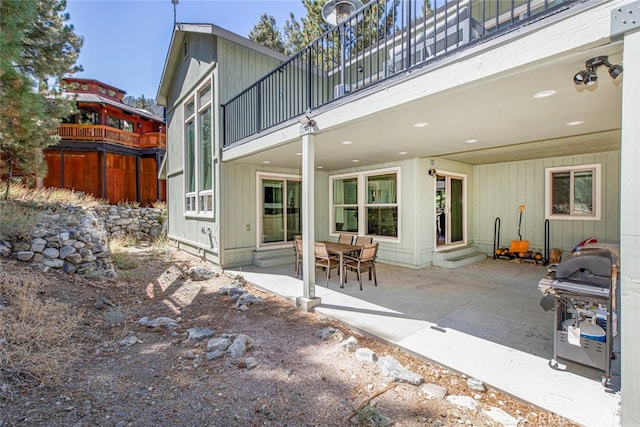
[227,257,621,427]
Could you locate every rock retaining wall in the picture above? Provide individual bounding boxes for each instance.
[0,204,166,277]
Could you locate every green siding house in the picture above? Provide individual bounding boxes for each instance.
[157,1,640,424]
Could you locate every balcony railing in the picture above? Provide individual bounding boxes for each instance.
[222,0,578,148]
[55,124,166,150]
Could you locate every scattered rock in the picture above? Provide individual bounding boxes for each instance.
[137,316,180,330]
[445,395,478,410]
[186,327,215,342]
[377,355,424,385]
[466,377,486,392]
[188,266,218,281]
[94,297,116,309]
[206,349,226,360]
[340,336,358,352]
[355,348,378,363]
[421,382,447,399]
[117,336,137,346]
[316,326,343,341]
[227,334,253,358]
[482,406,519,426]
[206,337,232,353]
[244,357,258,370]
[236,292,264,308]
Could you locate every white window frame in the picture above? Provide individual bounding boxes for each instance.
[329,167,400,242]
[184,99,196,214]
[256,172,302,248]
[545,164,601,221]
[197,84,213,215]
[182,78,215,218]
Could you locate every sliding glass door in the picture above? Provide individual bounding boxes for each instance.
[260,176,301,246]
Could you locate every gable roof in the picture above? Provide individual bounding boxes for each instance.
[73,92,164,122]
[156,23,288,106]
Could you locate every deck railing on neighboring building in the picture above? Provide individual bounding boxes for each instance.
[55,124,166,149]
[222,0,578,148]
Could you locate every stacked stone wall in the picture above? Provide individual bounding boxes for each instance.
[0,204,166,277]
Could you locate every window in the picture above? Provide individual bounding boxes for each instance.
[197,85,213,214]
[330,168,399,239]
[258,174,301,246]
[545,164,601,220]
[183,80,214,215]
[183,39,189,59]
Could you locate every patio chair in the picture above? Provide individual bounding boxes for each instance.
[354,236,373,246]
[343,243,378,290]
[338,234,353,244]
[294,235,303,278]
[314,242,340,287]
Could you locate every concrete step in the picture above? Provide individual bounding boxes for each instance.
[252,248,295,268]
[432,245,479,261]
[432,245,487,268]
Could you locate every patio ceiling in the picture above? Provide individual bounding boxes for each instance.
[226,41,623,170]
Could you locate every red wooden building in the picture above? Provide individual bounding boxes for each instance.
[45,78,166,205]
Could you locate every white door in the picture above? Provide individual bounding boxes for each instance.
[435,173,466,248]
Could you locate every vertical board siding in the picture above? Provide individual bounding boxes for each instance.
[140,157,159,205]
[218,38,283,104]
[164,33,281,264]
[168,33,217,106]
[106,154,137,203]
[221,163,308,267]
[44,151,102,199]
[473,151,620,255]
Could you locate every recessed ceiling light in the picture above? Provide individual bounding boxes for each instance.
[352,159,360,163]
[341,140,353,145]
[262,160,271,164]
[317,166,324,169]
[533,90,556,99]
[465,139,478,144]
[296,152,302,156]
[398,151,408,155]
[566,120,584,126]
[413,122,428,128]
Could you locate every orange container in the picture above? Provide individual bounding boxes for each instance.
[510,240,529,253]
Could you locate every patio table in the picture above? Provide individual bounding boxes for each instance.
[320,241,361,288]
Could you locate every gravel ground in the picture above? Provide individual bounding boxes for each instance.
[0,245,578,427]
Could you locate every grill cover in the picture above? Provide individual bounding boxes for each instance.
[555,248,612,288]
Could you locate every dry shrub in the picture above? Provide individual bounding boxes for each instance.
[108,235,139,270]
[150,236,174,257]
[0,200,44,241]
[0,181,105,206]
[0,270,82,386]
[151,200,166,210]
[109,233,139,250]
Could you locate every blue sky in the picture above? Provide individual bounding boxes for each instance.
[66,0,306,99]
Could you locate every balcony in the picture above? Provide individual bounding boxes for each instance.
[55,124,166,150]
[222,0,579,148]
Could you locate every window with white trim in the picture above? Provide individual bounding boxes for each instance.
[258,173,302,246]
[183,80,214,215]
[184,100,196,212]
[545,164,601,220]
[330,168,399,239]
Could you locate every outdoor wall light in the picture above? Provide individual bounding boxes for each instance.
[298,115,316,127]
[573,56,623,86]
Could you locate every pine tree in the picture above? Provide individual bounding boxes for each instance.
[0,0,83,194]
[248,14,285,54]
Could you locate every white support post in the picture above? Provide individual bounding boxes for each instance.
[620,27,640,426]
[297,129,321,311]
